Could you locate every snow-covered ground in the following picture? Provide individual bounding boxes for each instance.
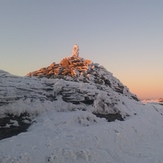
[0,69,163,163]
[0,101,163,163]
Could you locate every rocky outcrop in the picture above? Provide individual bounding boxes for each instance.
[27,44,91,78]
[27,56,92,78]
[27,54,138,102]
[0,46,140,140]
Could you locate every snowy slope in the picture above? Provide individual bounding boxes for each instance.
[0,96,163,163]
[0,54,163,162]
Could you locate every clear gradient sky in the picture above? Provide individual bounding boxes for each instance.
[0,0,163,99]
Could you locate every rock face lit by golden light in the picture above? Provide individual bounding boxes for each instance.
[27,45,92,77]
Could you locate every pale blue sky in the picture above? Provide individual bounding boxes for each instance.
[0,0,163,99]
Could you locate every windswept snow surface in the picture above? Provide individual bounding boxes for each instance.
[0,70,163,163]
[0,103,163,163]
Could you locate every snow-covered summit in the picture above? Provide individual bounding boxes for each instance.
[0,46,140,140]
[27,45,138,102]
[1,47,163,162]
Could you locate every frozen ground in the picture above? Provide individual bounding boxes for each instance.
[0,102,163,163]
[0,70,163,163]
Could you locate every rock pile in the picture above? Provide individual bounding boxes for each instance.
[27,44,139,101]
[27,45,92,78]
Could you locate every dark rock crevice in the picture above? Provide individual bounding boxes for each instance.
[93,112,124,122]
[0,113,33,140]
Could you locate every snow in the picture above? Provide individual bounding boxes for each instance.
[0,103,163,163]
[0,70,163,162]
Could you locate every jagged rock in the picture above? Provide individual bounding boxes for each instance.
[27,45,93,79]
[60,58,70,68]
[27,55,92,78]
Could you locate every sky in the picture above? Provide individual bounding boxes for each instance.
[0,0,163,99]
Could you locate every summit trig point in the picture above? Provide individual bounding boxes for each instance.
[72,44,79,57]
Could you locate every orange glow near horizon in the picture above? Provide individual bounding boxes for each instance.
[130,87,163,100]
[124,79,163,100]
[113,69,163,100]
